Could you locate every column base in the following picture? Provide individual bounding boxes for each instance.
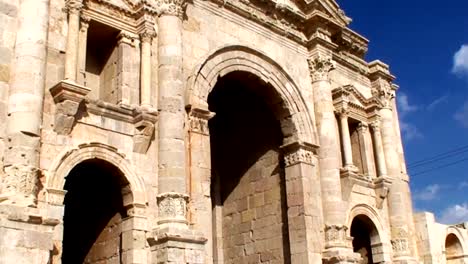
[149,226,207,264]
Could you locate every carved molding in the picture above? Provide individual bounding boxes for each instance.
[308,55,336,82]
[49,80,91,135]
[157,192,189,224]
[281,141,318,167]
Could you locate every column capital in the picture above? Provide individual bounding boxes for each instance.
[356,122,368,132]
[281,141,318,167]
[372,79,397,109]
[324,224,351,249]
[157,0,186,18]
[370,119,381,132]
[157,192,189,225]
[308,55,336,82]
[139,30,157,43]
[65,0,83,14]
[391,228,411,257]
[117,32,137,46]
[80,13,90,30]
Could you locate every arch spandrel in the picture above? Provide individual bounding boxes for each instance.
[186,45,317,145]
[46,143,147,206]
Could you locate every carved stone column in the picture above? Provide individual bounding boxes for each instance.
[338,110,357,172]
[77,14,89,86]
[153,1,207,263]
[117,32,138,105]
[370,119,387,178]
[187,107,215,263]
[370,62,417,263]
[0,0,50,206]
[140,31,155,108]
[309,54,356,263]
[356,122,376,177]
[281,142,323,264]
[64,0,82,82]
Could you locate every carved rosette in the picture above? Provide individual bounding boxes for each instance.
[156,0,186,18]
[157,192,189,224]
[325,225,350,248]
[1,165,40,206]
[281,141,317,167]
[308,55,336,82]
[391,228,410,256]
[188,107,215,136]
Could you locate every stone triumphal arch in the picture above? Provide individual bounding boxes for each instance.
[0,0,467,263]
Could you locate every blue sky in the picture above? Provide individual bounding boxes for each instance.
[338,0,468,224]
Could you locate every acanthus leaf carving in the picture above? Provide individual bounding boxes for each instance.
[391,228,410,256]
[281,141,317,167]
[308,55,336,82]
[1,165,40,207]
[157,192,189,224]
[156,0,186,18]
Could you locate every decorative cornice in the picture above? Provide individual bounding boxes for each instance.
[308,55,336,82]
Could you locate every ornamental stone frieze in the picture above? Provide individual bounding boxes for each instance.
[391,228,410,257]
[308,55,336,82]
[1,165,40,206]
[325,225,350,248]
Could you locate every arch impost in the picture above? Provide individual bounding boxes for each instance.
[187,105,215,135]
[281,141,318,167]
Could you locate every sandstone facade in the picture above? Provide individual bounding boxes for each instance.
[0,0,466,263]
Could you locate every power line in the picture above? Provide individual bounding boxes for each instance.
[408,148,468,169]
[408,144,468,167]
[411,157,468,177]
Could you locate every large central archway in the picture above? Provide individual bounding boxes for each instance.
[62,159,128,263]
[209,71,290,263]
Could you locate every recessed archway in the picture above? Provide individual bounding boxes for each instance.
[350,214,381,264]
[446,233,465,264]
[62,159,128,263]
[209,71,291,263]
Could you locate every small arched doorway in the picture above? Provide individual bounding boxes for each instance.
[62,159,128,264]
[209,71,291,263]
[446,233,464,264]
[351,215,381,264]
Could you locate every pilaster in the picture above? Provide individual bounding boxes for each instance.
[64,0,83,82]
[281,141,323,264]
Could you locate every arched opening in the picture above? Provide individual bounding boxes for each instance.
[209,71,290,263]
[446,233,464,264]
[62,159,128,264]
[351,215,381,264]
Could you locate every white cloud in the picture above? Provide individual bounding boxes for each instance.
[413,184,442,201]
[439,203,468,225]
[397,92,422,140]
[427,95,449,111]
[400,121,423,140]
[452,45,468,76]
[454,100,468,128]
[397,92,419,116]
[459,181,468,190]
